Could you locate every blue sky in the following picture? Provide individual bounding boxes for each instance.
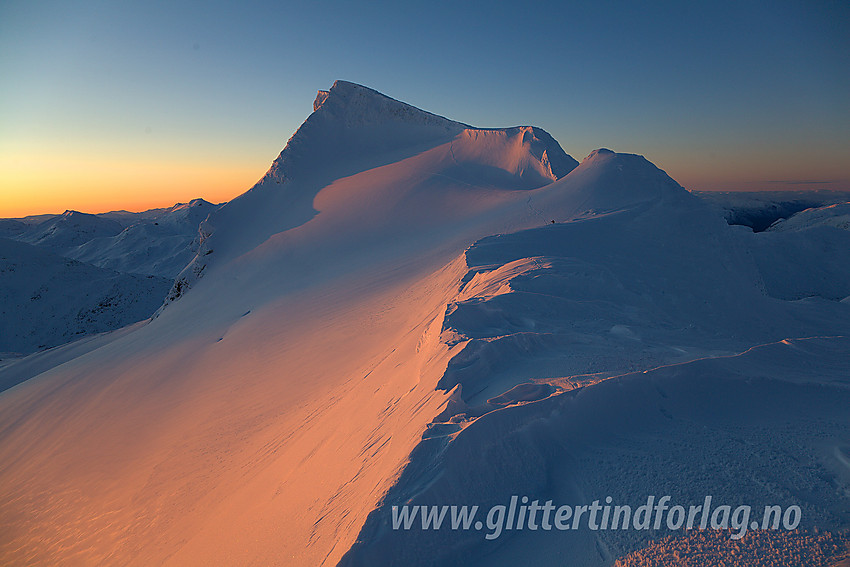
[1,0,848,215]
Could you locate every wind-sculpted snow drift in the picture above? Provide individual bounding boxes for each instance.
[0,82,848,566]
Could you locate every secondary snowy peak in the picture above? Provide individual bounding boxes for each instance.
[167,198,214,213]
[19,210,124,251]
[159,198,217,226]
[582,147,616,161]
[64,199,219,278]
[537,148,696,215]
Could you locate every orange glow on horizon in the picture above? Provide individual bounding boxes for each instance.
[1,152,264,218]
[4,147,848,219]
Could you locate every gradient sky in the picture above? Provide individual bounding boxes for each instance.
[2,0,849,217]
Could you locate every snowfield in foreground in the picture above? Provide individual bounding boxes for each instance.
[0,81,848,566]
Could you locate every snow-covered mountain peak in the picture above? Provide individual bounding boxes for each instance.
[19,210,124,250]
[166,198,214,215]
[59,210,100,221]
[261,81,574,191]
[259,81,467,188]
[183,82,576,285]
[538,148,696,215]
[574,148,669,178]
[582,147,615,161]
[314,80,467,131]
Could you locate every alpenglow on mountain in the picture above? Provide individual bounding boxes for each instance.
[1,81,849,567]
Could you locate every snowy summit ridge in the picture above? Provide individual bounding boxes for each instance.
[172,81,578,300]
[309,80,464,129]
[261,80,575,186]
[262,80,470,186]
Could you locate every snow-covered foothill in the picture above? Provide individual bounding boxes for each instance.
[0,238,171,355]
[17,210,124,251]
[64,198,218,278]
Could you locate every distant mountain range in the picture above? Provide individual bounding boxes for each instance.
[0,199,218,355]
